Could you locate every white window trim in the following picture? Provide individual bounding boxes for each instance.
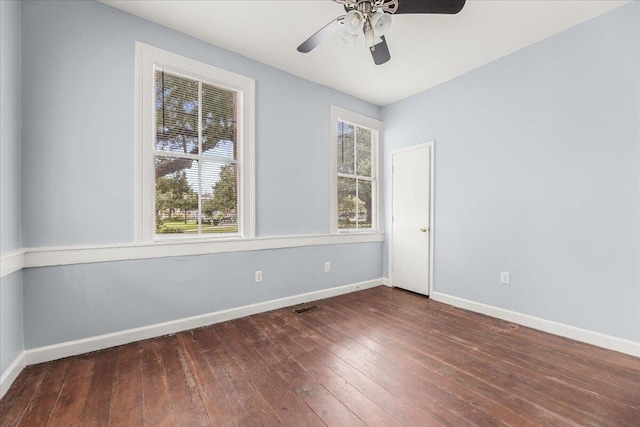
[134,42,255,243]
[330,105,383,234]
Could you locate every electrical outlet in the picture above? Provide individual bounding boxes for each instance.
[255,270,263,283]
[324,262,331,272]
[500,271,510,285]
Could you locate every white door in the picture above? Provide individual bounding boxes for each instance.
[391,144,431,295]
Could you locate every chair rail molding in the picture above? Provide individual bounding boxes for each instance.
[23,233,384,269]
[0,249,25,278]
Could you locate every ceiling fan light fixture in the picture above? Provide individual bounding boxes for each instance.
[344,10,365,34]
[370,11,392,36]
[296,0,466,65]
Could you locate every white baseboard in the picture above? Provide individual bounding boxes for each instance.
[430,291,640,358]
[0,351,26,399]
[25,279,383,366]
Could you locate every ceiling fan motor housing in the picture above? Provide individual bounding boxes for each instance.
[342,0,399,15]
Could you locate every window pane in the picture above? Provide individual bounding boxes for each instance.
[155,157,199,235]
[356,127,372,177]
[202,83,237,159]
[201,161,238,234]
[338,176,356,229]
[337,121,354,174]
[357,180,372,229]
[155,71,199,154]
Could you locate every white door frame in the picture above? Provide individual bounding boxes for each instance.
[389,141,436,295]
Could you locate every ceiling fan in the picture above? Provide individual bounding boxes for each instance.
[297,0,466,65]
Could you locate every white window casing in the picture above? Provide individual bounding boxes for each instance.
[330,105,383,234]
[135,42,255,242]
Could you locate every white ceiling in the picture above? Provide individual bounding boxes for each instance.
[101,0,629,106]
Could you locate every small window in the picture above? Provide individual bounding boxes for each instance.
[331,106,382,233]
[136,43,255,242]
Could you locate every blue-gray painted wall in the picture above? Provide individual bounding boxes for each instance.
[24,242,381,348]
[18,0,383,350]
[383,2,640,342]
[0,272,24,375]
[1,0,22,253]
[21,0,380,247]
[0,0,25,376]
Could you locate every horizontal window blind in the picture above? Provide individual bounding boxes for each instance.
[154,69,240,236]
[337,119,375,230]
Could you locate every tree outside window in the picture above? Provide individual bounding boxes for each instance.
[154,70,239,235]
[337,120,375,230]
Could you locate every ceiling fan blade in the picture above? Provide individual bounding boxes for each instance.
[395,0,466,14]
[297,16,344,53]
[370,36,391,65]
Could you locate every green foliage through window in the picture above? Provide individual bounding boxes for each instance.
[337,120,374,230]
[154,69,239,235]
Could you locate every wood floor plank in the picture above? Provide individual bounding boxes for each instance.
[251,312,439,426]
[47,356,96,426]
[334,293,599,421]
[0,364,50,427]
[266,308,453,426]
[235,315,401,426]
[191,326,282,426]
[2,286,639,426]
[161,335,211,426]
[333,289,640,426]
[80,348,119,426]
[217,320,328,426]
[320,295,578,426]
[176,330,236,426]
[235,314,371,427]
[314,300,555,427]
[366,287,640,394]
[109,341,144,426]
[358,289,640,402]
[17,359,72,427]
[276,305,504,427]
[140,339,175,426]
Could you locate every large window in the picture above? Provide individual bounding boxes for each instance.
[136,43,255,242]
[331,106,382,233]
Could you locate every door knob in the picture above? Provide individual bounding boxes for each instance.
[420,227,428,232]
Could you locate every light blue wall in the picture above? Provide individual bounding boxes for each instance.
[21,0,380,247]
[0,272,24,375]
[0,0,25,376]
[1,0,22,253]
[382,2,640,342]
[19,0,382,349]
[24,242,382,348]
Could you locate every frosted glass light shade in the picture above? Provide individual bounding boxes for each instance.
[371,11,391,36]
[344,10,365,35]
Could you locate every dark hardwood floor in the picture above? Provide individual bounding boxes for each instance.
[1,286,639,426]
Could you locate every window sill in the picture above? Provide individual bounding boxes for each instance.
[152,234,242,244]
[336,229,381,234]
